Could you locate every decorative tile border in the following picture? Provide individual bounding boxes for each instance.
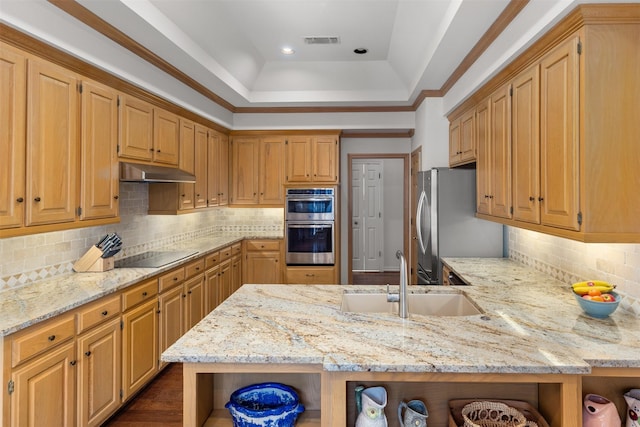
[510,248,640,318]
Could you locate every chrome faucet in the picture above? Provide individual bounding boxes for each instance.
[387,250,409,318]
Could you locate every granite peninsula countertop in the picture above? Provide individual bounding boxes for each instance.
[162,258,640,374]
[0,233,281,337]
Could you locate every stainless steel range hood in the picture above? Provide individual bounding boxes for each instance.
[120,162,196,183]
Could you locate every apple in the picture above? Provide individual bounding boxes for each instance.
[582,295,593,300]
[601,294,616,302]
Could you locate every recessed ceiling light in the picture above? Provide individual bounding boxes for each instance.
[281,47,295,55]
[354,48,368,55]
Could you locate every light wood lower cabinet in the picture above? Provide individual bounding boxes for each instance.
[184,274,206,330]
[285,266,337,285]
[77,318,121,427]
[243,240,283,284]
[158,285,185,370]
[10,341,77,427]
[122,291,158,401]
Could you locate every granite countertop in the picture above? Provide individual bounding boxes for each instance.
[162,258,640,374]
[0,233,281,337]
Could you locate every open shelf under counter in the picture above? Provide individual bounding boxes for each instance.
[202,409,320,427]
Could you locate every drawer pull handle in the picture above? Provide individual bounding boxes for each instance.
[142,291,148,297]
[70,360,76,366]
[16,197,24,203]
[174,277,178,281]
[101,310,108,316]
[48,335,55,341]
[85,351,92,357]
[34,197,41,202]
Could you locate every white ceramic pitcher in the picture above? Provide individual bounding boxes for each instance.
[355,386,388,427]
[625,389,640,427]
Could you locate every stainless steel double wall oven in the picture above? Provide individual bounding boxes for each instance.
[285,188,335,265]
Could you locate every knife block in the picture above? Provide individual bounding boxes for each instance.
[73,246,115,272]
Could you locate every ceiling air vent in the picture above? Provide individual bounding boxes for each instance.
[304,36,340,45]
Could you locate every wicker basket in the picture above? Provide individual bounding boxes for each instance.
[461,401,530,427]
[449,399,548,427]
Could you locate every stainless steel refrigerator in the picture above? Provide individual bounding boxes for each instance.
[416,168,503,284]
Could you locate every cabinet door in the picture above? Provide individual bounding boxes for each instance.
[178,118,195,210]
[245,252,282,284]
[312,136,338,182]
[540,36,580,231]
[489,83,512,219]
[218,258,232,303]
[219,134,230,206]
[449,117,461,166]
[77,318,121,427]
[231,255,242,294]
[118,94,153,162]
[259,136,285,205]
[184,275,206,330]
[475,98,491,215]
[122,298,158,401]
[286,136,312,182]
[80,80,119,220]
[26,59,78,226]
[194,125,208,208]
[0,45,26,229]
[158,285,184,369]
[11,341,76,427]
[207,130,220,206]
[205,265,220,313]
[153,108,180,166]
[512,64,541,224]
[459,108,476,163]
[231,137,259,204]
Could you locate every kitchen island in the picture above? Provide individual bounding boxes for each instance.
[162,258,640,427]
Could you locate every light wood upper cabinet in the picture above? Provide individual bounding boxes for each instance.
[0,43,26,230]
[259,136,285,205]
[153,108,180,166]
[230,135,285,205]
[449,108,476,167]
[80,79,119,220]
[540,36,580,231]
[511,64,540,225]
[475,98,491,216]
[488,82,512,220]
[178,119,196,210]
[208,130,229,207]
[286,135,340,183]
[26,58,78,226]
[193,125,208,208]
[118,94,154,162]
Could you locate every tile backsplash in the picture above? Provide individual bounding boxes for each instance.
[0,183,283,290]
[507,226,640,315]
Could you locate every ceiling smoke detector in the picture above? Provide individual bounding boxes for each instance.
[304,36,340,45]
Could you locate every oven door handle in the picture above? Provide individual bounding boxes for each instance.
[286,197,332,202]
[287,223,333,229]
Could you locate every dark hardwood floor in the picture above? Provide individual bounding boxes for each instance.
[102,363,183,427]
[352,271,400,286]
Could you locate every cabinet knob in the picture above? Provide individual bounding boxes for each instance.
[48,335,55,341]
[188,290,192,294]
[149,148,154,152]
[157,149,161,153]
[16,197,24,203]
[101,310,108,316]
[529,196,535,201]
[181,194,186,197]
[85,351,92,357]
[173,277,178,281]
[538,197,544,202]
[196,193,200,197]
[70,360,77,366]
[34,197,41,202]
[114,195,119,200]
[142,291,148,297]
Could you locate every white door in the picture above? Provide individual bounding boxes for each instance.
[352,160,384,272]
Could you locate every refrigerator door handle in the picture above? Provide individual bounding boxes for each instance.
[416,190,427,254]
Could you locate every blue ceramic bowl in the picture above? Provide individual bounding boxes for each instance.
[573,291,620,318]
[225,382,304,427]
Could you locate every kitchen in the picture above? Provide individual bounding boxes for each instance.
[1,1,640,427]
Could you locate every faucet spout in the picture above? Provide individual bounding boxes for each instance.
[397,251,408,318]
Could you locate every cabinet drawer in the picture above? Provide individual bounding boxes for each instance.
[185,258,205,278]
[246,240,280,252]
[219,246,232,261]
[158,267,185,293]
[286,268,335,284]
[122,279,157,311]
[11,314,75,367]
[76,294,121,334]
[205,251,220,269]
[231,243,242,256]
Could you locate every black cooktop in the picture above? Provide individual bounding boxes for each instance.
[115,250,198,268]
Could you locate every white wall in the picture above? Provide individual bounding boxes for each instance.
[412,98,450,170]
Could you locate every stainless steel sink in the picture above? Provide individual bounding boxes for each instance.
[340,291,482,316]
